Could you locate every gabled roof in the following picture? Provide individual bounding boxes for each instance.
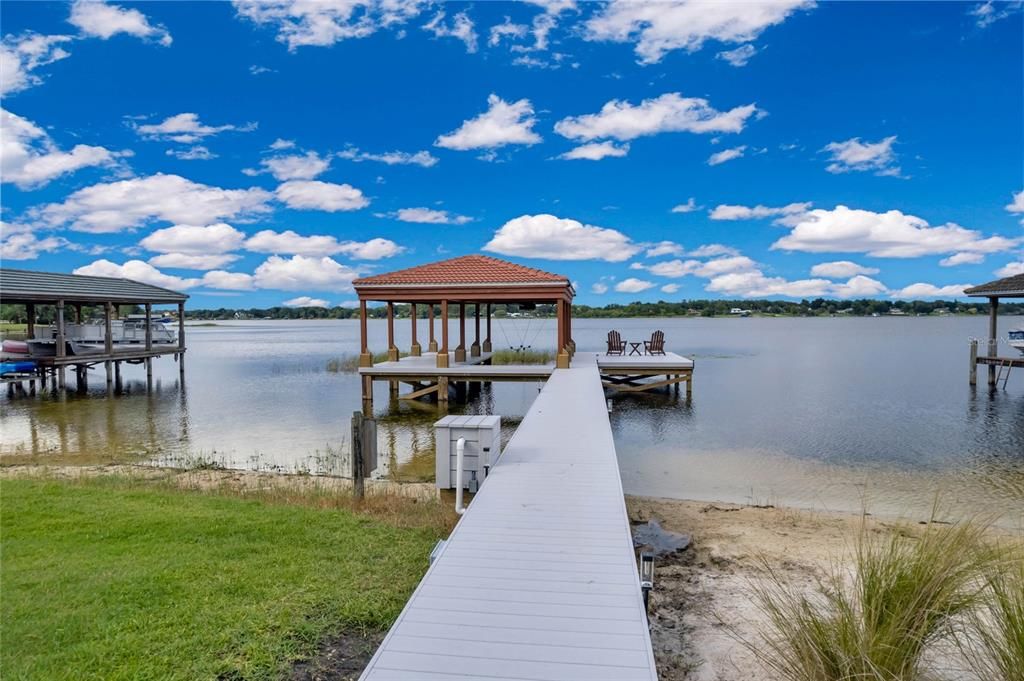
[964,273,1024,298]
[0,268,189,304]
[353,255,570,287]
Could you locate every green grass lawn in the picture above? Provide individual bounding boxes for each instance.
[1,477,444,680]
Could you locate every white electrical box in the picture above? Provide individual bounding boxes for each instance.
[435,415,501,490]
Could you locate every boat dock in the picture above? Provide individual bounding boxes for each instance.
[359,355,659,681]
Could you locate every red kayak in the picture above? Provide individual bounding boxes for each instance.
[2,339,30,355]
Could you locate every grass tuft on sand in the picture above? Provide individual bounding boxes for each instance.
[0,476,448,681]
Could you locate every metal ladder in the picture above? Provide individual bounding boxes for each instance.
[995,358,1014,389]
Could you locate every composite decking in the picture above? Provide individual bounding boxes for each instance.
[359,355,658,681]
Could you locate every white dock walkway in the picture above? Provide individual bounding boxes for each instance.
[359,357,658,681]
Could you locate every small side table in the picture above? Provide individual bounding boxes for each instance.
[628,341,644,356]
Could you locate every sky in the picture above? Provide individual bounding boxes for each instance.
[1,0,1022,309]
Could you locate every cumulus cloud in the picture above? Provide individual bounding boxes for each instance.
[274,180,369,212]
[688,243,739,258]
[615,277,655,293]
[382,207,473,225]
[252,254,359,291]
[244,150,330,180]
[69,0,172,45]
[810,261,880,278]
[772,206,1019,258]
[642,255,759,279]
[0,33,73,96]
[166,146,216,161]
[555,92,758,142]
[244,229,402,259]
[645,241,685,257]
[823,136,900,176]
[232,0,423,51]
[140,223,246,254]
[484,213,640,262]
[1006,190,1024,222]
[717,43,757,66]
[670,198,698,213]
[709,202,811,221]
[134,112,256,144]
[1,109,125,189]
[889,283,972,299]
[423,10,478,53]
[337,146,438,167]
[0,227,68,260]
[148,253,241,270]
[435,94,542,151]
[557,141,630,161]
[583,0,811,64]
[201,270,254,290]
[591,282,609,294]
[489,17,528,46]
[283,295,329,308]
[661,283,680,294]
[707,145,746,165]
[37,174,274,233]
[939,252,985,267]
[73,258,200,289]
[994,261,1024,278]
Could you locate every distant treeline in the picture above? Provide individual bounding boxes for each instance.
[179,298,1024,321]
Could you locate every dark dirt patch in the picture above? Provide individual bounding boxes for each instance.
[289,630,385,681]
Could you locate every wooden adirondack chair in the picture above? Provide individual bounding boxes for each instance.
[606,330,626,355]
[644,330,666,355]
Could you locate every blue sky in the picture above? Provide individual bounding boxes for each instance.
[1,0,1022,308]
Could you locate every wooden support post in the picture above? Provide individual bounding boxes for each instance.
[177,301,186,377]
[455,303,467,362]
[74,304,83,323]
[471,303,481,357]
[386,302,398,361]
[427,304,438,353]
[437,376,449,405]
[361,375,373,406]
[410,303,422,356]
[686,373,692,399]
[556,299,570,369]
[437,300,449,368]
[145,302,153,382]
[26,303,35,339]
[351,411,365,499]
[359,300,372,367]
[483,303,492,353]
[969,339,978,386]
[567,300,575,356]
[56,300,66,389]
[988,296,998,386]
[105,302,114,385]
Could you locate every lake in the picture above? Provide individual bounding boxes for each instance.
[2,316,1023,525]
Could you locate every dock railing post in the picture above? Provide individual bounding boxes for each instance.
[969,339,978,386]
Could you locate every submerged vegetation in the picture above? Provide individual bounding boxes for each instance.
[747,517,1022,681]
[0,474,450,681]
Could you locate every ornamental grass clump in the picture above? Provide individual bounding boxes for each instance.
[748,518,1000,681]
[962,558,1024,681]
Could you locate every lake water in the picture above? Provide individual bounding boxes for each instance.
[2,317,1023,526]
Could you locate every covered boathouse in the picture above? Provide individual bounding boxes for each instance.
[0,267,188,390]
[965,272,1024,387]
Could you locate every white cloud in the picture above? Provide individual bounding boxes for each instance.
[584,0,811,64]
[1,109,125,189]
[810,261,880,278]
[591,282,609,294]
[772,206,1019,258]
[0,228,68,260]
[201,270,254,290]
[661,283,680,294]
[244,229,402,259]
[644,255,759,279]
[37,174,274,233]
[148,253,240,270]
[484,213,640,262]
[489,17,528,46]
[615,277,655,293]
[829,275,888,299]
[889,283,972,300]
[688,243,739,258]
[283,295,329,308]
[274,180,369,212]
[435,94,542,151]
[557,141,630,161]
[337,146,438,167]
[69,1,172,46]
[645,241,684,257]
[823,136,900,176]
[705,270,832,298]
[709,202,811,221]
[245,150,330,180]
[0,33,73,96]
[994,261,1024,278]
[969,1,1023,28]
[249,64,275,75]
[385,207,473,225]
[423,10,478,53]
[166,146,216,161]
[670,198,698,213]
[232,0,423,51]
[140,223,246,254]
[269,138,295,150]
[707,145,746,166]
[1006,190,1024,222]
[717,43,756,66]
[134,112,255,144]
[939,252,985,267]
[252,254,359,291]
[73,259,200,289]
[554,92,758,142]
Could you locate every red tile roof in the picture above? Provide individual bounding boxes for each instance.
[353,255,570,286]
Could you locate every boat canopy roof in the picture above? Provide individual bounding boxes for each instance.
[965,273,1024,298]
[0,268,189,305]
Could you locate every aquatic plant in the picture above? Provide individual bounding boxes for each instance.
[747,518,1000,681]
[325,351,407,373]
[961,557,1024,681]
[489,348,553,365]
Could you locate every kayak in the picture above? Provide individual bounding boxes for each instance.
[0,360,36,374]
[2,339,29,355]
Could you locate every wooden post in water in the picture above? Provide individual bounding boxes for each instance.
[177,301,186,378]
[104,302,114,387]
[145,303,153,383]
[987,296,998,386]
[969,339,978,385]
[56,300,66,389]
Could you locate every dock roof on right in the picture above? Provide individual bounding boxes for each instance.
[965,273,1024,298]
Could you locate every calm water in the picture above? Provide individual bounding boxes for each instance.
[2,317,1023,525]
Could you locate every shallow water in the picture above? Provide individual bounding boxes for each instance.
[2,316,1022,525]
